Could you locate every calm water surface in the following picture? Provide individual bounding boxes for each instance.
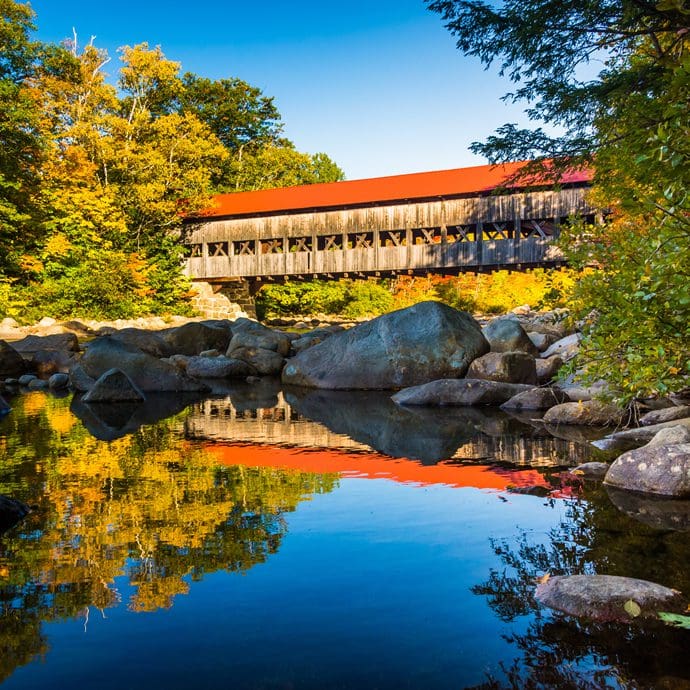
[0,383,688,689]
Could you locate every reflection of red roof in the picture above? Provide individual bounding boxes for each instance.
[196,161,592,219]
[206,443,550,492]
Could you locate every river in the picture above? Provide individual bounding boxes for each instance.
[0,384,688,689]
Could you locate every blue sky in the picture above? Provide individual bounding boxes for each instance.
[30,0,530,180]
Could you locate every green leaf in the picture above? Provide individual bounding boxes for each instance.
[624,599,641,617]
[658,612,690,629]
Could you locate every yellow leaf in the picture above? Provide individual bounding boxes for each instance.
[669,367,680,375]
[536,573,551,585]
[624,599,641,617]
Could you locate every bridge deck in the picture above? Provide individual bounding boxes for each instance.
[184,178,593,282]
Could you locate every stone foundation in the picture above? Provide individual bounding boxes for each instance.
[190,281,254,319]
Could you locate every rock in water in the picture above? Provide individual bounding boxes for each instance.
[0,340,26,378]
[0,495,30,533]
[543,400,625,426]
[161,322,231,356]
[535,574,686,622]
[392,378,533,406]
[81,337,208,392]
[83,368,146,402]
[281,302,489,390]
[501,387,570,411]
[604,442,690,497]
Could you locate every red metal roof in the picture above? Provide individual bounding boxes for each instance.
[197,161,591,219]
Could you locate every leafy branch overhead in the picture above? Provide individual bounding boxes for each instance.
[428,0,689,400]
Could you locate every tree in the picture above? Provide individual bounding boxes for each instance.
[427,0,690,400]
[0,0,43,277]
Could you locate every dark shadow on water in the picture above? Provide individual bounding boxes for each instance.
[71,392,204,441]
[283,386,607,466]
[606,485,690,532]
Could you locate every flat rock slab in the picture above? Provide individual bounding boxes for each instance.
[282,301,489,390]
[640,405,690,427]
[392,378,533,407]
[571,462,610,479]
[604,443,690,497]
[535,574,686,622]
[185,356,255,379]
[594,417,690,450]
[10,332,80,353]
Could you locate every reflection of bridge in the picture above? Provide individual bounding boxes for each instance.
[183,391,600,467]
[183,162,594,286]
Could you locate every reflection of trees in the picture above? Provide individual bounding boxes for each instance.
[469,487,690,689]
[0,393,338,678]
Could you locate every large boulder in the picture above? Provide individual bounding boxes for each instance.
[527,331,557,352]
[161,322,231,356]
[83,368,146,403]
[482,317,539,356]
[501,386,570,411]
[0,495,30,533]
[109,328,172,358]
[392,378,533,407]
[282,302,489,390]
[0,340,26,378]
[466,351,537,385]
[80,337,208,392]
[535,574,686,622]
[69,363,96,392]
[604,442,690,497]
[543,400,625,426]
[185,355,255,379]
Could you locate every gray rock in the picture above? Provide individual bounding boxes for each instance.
[109,328,172,358]
[482,317,539,355]
[535,574,686,622]
[543,400,625,426]
[606,486,690,532]
[83,368,146,403]
[536,354,563,384]
[18,374,37,386]
[48,372,70,390]
[161,322,231,356]
[0,495,30,533]
[0,340,26,378]
[467,351,537,385]
[291,335,323,354]
[556,379,610,402]
[11,332,80,353]
[640,405,690,427]
[541,333,581,362]
[227,323,291,357]
[27,378,48,390]
[527,331,557,352]
[68,363,96,392]
[604,442,690,497]
[392,378,533,407]
[646,425,690,448]
[595,417,690,450]
[81,338,208,392]
[199,349,222,358]
[30,349,77,377]
[230,346,285,376]
[501,387,570,411]
[571,462,610,479]
[185,356,255,379]
[282,302,489,390]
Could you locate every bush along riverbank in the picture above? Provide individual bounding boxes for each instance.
[0,299,689,625]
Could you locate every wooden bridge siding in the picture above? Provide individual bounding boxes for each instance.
[185,187,592,279]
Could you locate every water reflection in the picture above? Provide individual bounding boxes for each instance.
[470,484,690,689]
[0,393,337,681]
